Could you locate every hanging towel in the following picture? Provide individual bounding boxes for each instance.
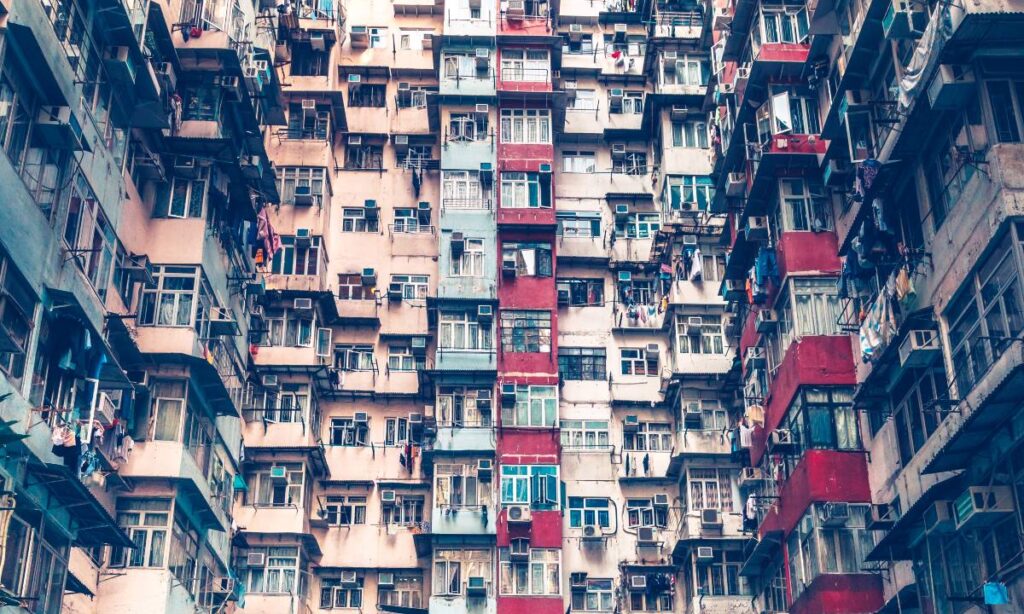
[688,247,703,282]
[984,582,1009,605]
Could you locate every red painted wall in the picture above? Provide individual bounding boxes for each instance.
[790,573,884,614]
[759,450,872,537]
[777,232,842,280]
[757,43,810,64]
[497,509,562,548]
[496,597,565,614]
[497,428,560,463]
[750,336,856,465]
[498,15,553,36]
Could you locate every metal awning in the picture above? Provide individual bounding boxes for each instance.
[24,462,134,548]
[865,475,963,562]
[46,290,131,389]
[738,530,783,577]
[64,569,94,596]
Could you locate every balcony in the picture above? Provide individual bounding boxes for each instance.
[498,4,554,37]
[336,298,381,325]
[264,269,329,295]
[743,134,826,215]
[440,69,497,98]
[776,231,842,279]
[444,1,498,37]
[611,302,666,330]
[442,134,496,170]
[431,423,497,454]
[610,236,655,263]
[434,348,499,372]
[556,234,612,263]
[674,506,745,545]
[235,501,312,537]
[241,407,320,449]
[497,66,553,94]
[432,503,497,535]
[649,9,705,39]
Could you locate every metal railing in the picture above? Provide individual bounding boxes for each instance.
[942,335,1024,413]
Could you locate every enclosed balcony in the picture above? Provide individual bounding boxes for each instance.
[497,48,554,93]
[498,0,554,37]
[649,4,705,40]
[440,48,498,97]
[445,0,498,36]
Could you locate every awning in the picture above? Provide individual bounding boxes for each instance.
[46,289,131,389]
[64,569,94,597]
[24,462,134,548]
[233,474,249,492]
[739,530,783,577]
[865,475,963,562]
[378,606,428,614]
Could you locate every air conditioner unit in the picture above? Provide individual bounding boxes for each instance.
[506,504,532,524]
[744,347,766,369]
[361,268,377,285]
[474,103,490,117]
[653,494,670,507]
[739,467,765,488]
[262,374,280,389]
[340,571,359,587]
[636,526,657,545]
[381,490,397,504]
[246,552,266,567]
[928,64,977,110]
[630,575,647,589]
[954,486,1014,530]
[746,216,769,241]
[768,429,797,454]
[618,271,632,283]
[557,286,571,306]
[293,298,314,312]
[348,135,363,146]
[393,135,410,147]
[681,235,698,246]
[614,23,628,37]
[883,0,928,39]
[294,185,315,206]
[821,502,851,527]
[623,414,640,431]
[309,32,326,51]
[726,172,746,196]
[611,142,626,159]
[477,459,493,481]
[347,74,362,84]
[506,0,525,18]
[501,383,517,407]
[756,309,778,332]
[614,204,630,220]
[411,337,427,355]
[294,228,312,247]
[270,466,288,481]
[898,330,940,368]
[663,50,678,65]
[539,163,552,173]
[104,46,136,84]
[408,413,423,429]
[354,411,369,423]
[173,155,198,177]
[387,283,404,301]
[364,200,379,218]
[923,500,956,534]
[570,572,589,589]
[684,401,702,426]
[397,82,411,93]
[122,253,154,283]
[475,48,489,69]
[378,572,395,588]
[502,254,518,276]
[582,524,602,540]
[687,316,703,328]
[569,23,584,41]
[670,105,688,121]
[701,508,723,529]
[96,392,117,426]
[724,279,745,300]
[696,546,714,562]
[466,576,487,596]
[477,305,494,320]
[869,503,899,530]
[645,343,660,356]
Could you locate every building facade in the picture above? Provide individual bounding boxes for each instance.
[0,0,1021,612]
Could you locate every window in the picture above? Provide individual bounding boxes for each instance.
[557,213,601,238]
[251,464,305,507]
[502,242,553,275]
[138,266,203,327]
[452,238,485,277]
[345,144,384,170]
[329,417,369,446]
[322,495,366,525]
[571,578,614,612]
[562,150,597,173]
[435,462,492,509]
[611,91,644,114]
[379,573,424,609]
[439,312,492,351]
[567,497,612,528]
[278,167,328,205]
[433,549,492,596]
[502,385,557,428]
[443,52,487,79]
[449,112,488,142]
[616,212,661,239]
[500,172,551,208]
[500,109,552,144]
[341,208,379,232]
[251,383,310,423]
[499,548,560,595]
[335,344,375,371]
[168,508,200,590]
[672,121,708,148]
[666,175,715,212]
[270,236,321,276]
[755,5,809,44]
[63,176,118,298]
[924,106,982,230]
[687,468,734,512]
[891,367,947,465]
[500,310,552,353]
[619,278,656,304]
[394,208,429,234]
[2,514,69,614]
[697,550,747,596]
[348,83,386,107]
[663,55,709,86]
[0,249,36,369]
[682,398,729,430]
[260,308,315,348]
[562,35,594,55]
[291,45,329,76]
[437,386,493,427]
[320,576,363,608]
[111,499,171,568]
[946,228,1024,397]
[757,92,820,141]
[612,151,647,175]
[787,504,876,602]
[243,546,300,594]
[561,420,611,450]
[620,347,658,376]
[624,422,672,452]
[382,494,425,526]
[154,172,208,219]
[501,49,550,82]
[338,274,374,300]
[396,85,431,110]
[557,278,604,306]
[986,80,1024,143]
[776,278,842,351]
[676,314,726,355]
[388,345,423,371]
[626,499,668,528]
[286,102,330,139]
[570,89,598,110]
[443,171,487,209]
[500,464,559,509]
[778,178,830,232]
[398,145,433,170]
[558,347,607,381]
[390,274,429,300]
[783,387,860,452]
